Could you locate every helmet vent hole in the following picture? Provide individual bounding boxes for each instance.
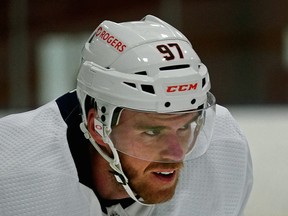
[159,64,190,71]
[141,85,155,94]
[134,71,148,75]
[123,82,137,88]
[165,102,171,107]
[202,78,206,88]
[101,106,106,113]
[101,115,106,122]
[191,99,196,104]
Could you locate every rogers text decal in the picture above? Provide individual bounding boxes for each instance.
[95,26,127,52]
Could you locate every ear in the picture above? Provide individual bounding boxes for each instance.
[87,108,106,146]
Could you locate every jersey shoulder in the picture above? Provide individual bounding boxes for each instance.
[213,104,246,141]
[0,95,75,175]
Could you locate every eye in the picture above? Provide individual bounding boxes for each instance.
[179,124,190,131]
[144,129,161,136]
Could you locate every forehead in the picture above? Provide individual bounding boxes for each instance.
[117,109,198,125]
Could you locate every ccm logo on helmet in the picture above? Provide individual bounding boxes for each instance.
[166,83,198,92]
[95,26,127,52]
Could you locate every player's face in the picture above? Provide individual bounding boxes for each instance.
[110,109,198,203]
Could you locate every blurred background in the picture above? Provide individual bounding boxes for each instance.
[0,0,288,215]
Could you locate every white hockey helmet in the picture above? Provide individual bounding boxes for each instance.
[77,15,212,123]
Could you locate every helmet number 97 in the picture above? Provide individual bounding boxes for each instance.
[156,43,184,61]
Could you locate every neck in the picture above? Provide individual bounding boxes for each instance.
[89,146,130,200]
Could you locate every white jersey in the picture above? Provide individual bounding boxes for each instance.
[0,91,252,216]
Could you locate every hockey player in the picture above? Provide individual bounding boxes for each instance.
[0,15,253,216]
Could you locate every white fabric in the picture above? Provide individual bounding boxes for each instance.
[0,100,252,216]
[0,101,102,216]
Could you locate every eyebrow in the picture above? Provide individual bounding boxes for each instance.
[187,113,200,124]
[136,125,166,131]
[134,113,200,130]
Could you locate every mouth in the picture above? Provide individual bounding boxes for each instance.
[152,170,177,182]
[146,162,183,184]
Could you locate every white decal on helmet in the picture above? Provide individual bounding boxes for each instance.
[94,26,127,52]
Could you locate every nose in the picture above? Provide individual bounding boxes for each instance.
[159,134,186,162]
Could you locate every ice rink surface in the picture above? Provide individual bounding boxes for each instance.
[229,106,288,216]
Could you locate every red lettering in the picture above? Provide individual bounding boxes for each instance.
[114,41,122,50]
[107,35,114,43]
[118,44,126,52]
[110,38,118,47]
[166,83,198,93]
[95,27,102,36]
[94,26,127,53]
[167,86,177,92]
[178,85,188,91]
[188,83,198,90]
[102,33,109,40]
[100,30,106,39]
